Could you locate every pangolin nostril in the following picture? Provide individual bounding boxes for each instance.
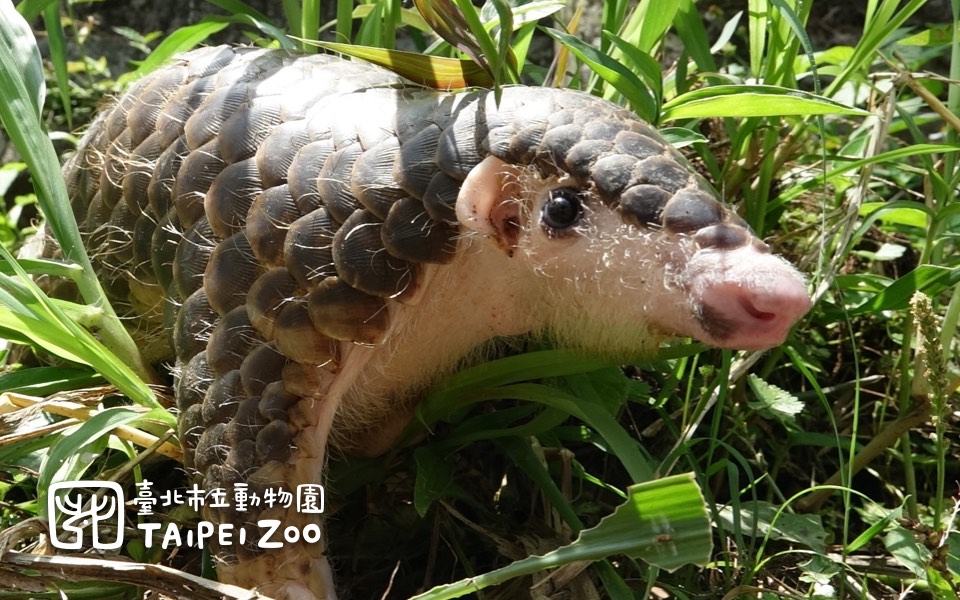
[740,297,777,321]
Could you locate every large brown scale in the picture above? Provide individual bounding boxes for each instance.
[57,45,810,599]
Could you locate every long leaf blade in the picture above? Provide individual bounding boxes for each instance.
[543,27,657,123]
[409,474,711,600]
[661,85,870,120]
[0,2,152,380]
[314,41,493,88]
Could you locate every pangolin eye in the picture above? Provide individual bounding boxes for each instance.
[541,188,584,232]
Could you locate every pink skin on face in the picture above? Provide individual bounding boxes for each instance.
[685,245,812,351]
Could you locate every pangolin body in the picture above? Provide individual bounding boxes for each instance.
[58,45,811,599]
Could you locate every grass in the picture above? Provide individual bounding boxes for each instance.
[0,0,958,598]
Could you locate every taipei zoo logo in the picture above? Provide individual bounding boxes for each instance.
[48,480,326,551]
[48,482,124,550]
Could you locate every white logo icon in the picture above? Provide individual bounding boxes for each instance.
[48,481,124,550]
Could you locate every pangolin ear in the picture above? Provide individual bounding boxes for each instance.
[456,155,524,252]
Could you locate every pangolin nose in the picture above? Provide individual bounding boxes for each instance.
[702,277,812,351]
[689,239,813,352]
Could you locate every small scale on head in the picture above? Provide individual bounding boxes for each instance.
[456,90,811,355]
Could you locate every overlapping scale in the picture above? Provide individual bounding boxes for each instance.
[205,158,263,238]
[204,232,263,315]
[244,186,300,266]
[284,208,336,288]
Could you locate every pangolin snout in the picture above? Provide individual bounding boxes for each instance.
[692,246,812,351]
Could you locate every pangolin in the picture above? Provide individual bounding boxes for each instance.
[55,45,812,599]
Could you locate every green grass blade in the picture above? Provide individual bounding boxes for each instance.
[510,21,536,77]
[382,0,400,50]
[0,309,88,364]
[0,257,83,279]
[202,0,293,47]
[424,405,567,451]
[313,41,494,88]
[117,18,232,85]
[674,0,718,75]
[452,0,501,70]
[38,406,150,518]
[482,383,654,483]
[661,84,870,120]
[848,266,960,316]
[767,0,817,88]
[423,349,617,410]
[3,0,45,117]
[41,1,71,129]
[845,503,903,553]
[603,31,662,117]
[773,144,960,207]
[300,0,319,47]
[412,357,653,481]
[748,0,767,77]
[412,446,460,517]
[0,248,159,411]
[15,0,57,22]
[490,0,514,92]
[824,0,926,96]
[409,474,711,599]
[281,0,302,40]
[600,0,630,54]
[495,436,583,529]
[485,0,564,28]
[203,0,271,26]
[860,200,931,229]
[415,0,489,74]
[542,27,657,122]
[0,366,103,396]
[0,2,152,381]
[898,23,960,47]
[618,0,678,54]
[336,0,352,43]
